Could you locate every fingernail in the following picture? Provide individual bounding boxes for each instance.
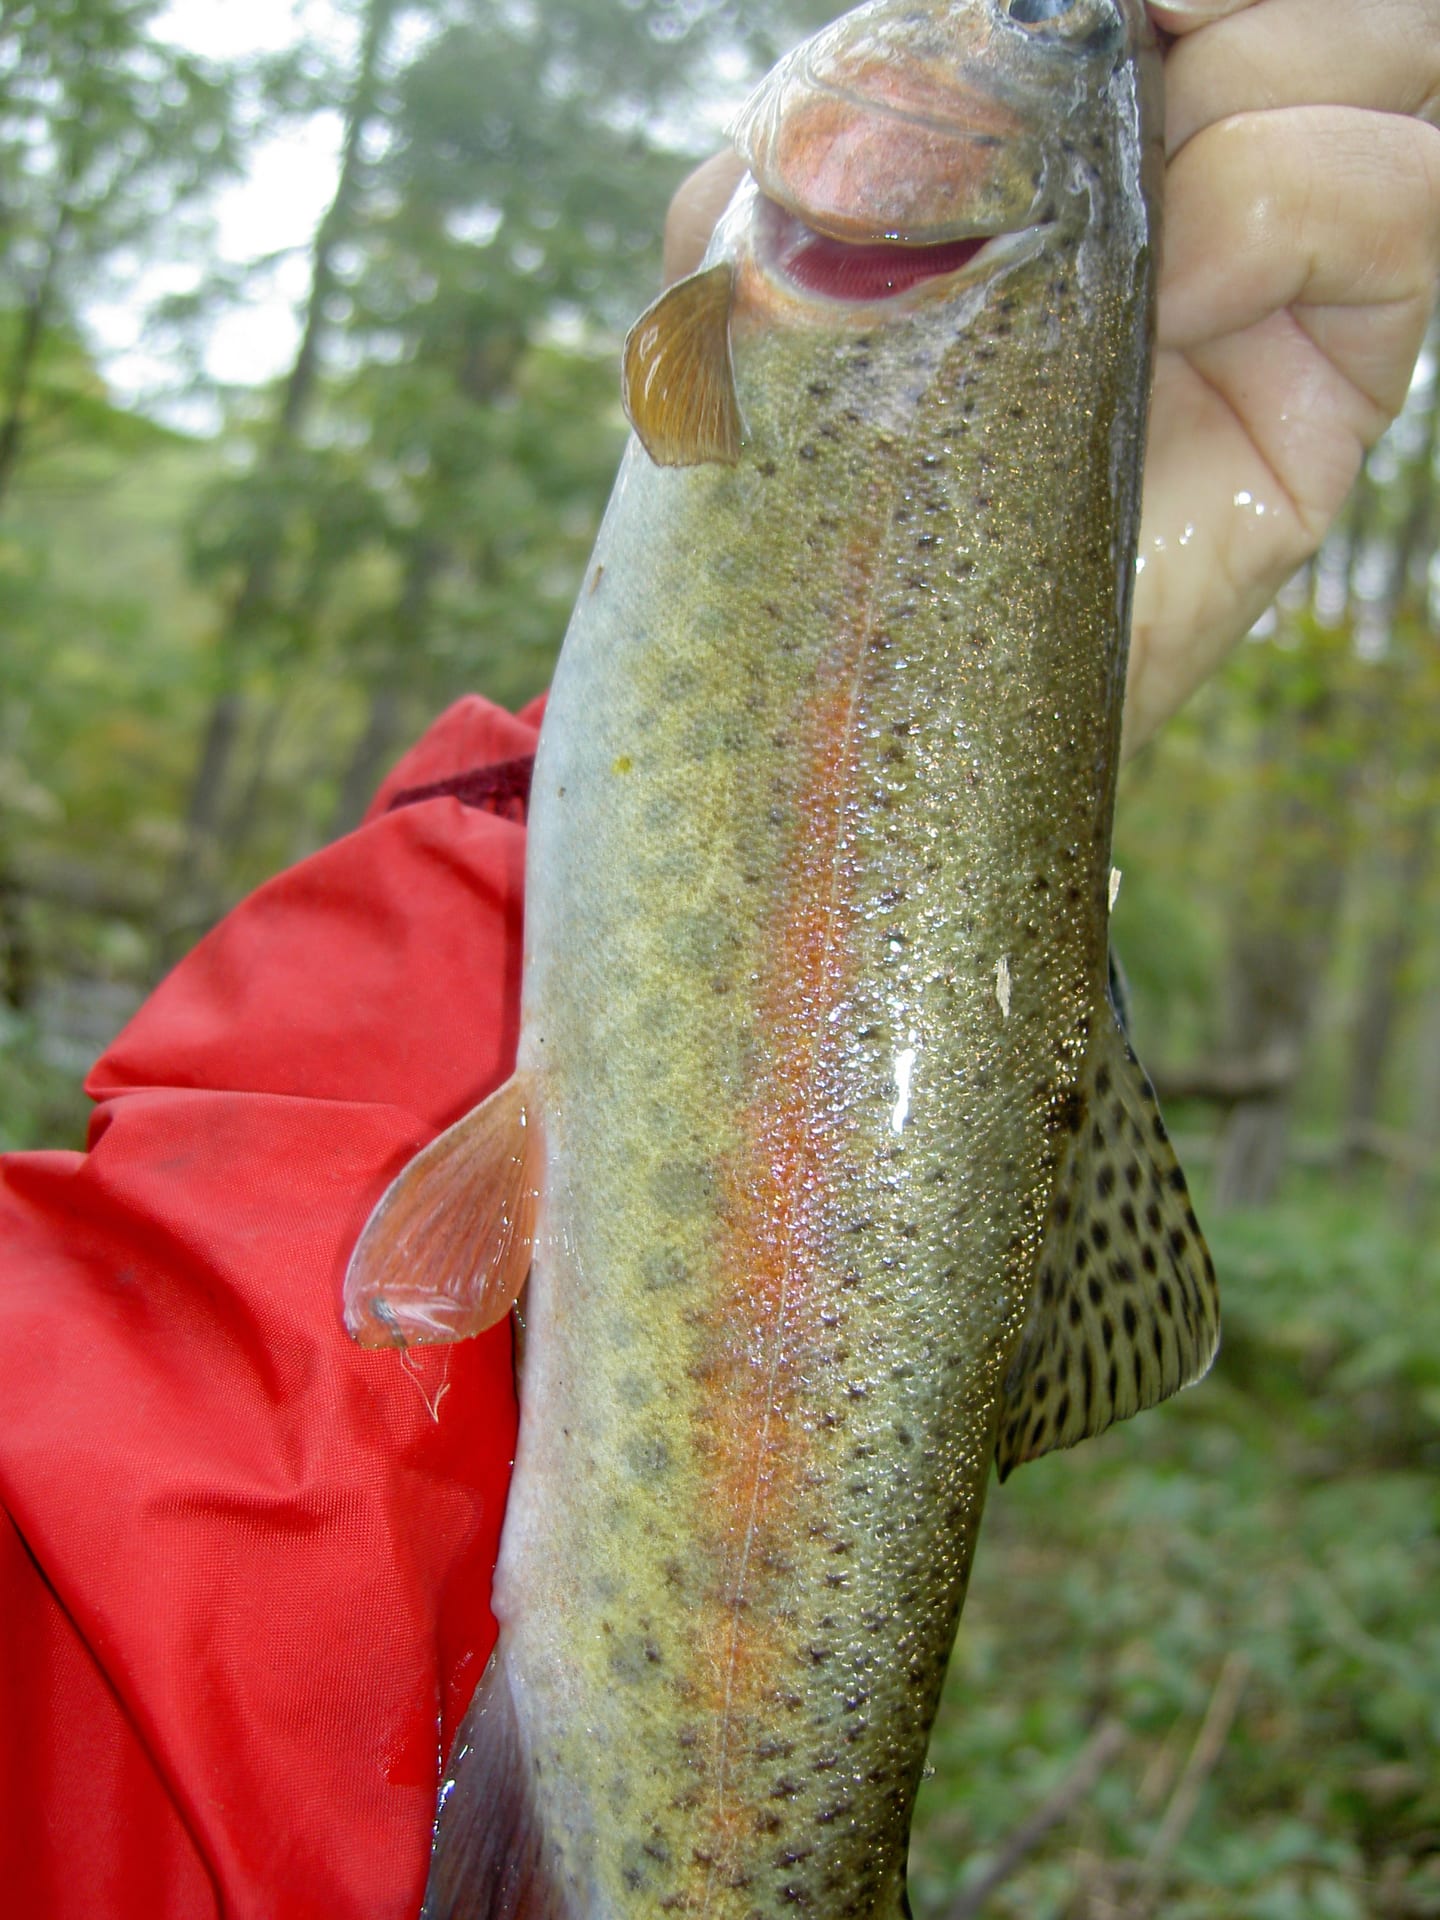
[1150,0,1252,16]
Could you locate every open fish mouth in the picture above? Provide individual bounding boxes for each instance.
[759,195,1053,306]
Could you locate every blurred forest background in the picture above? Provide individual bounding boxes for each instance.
[2,1,1437,1916]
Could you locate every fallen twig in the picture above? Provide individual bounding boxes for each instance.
[939,1719,1128,1920]
[1126,1651,1251,1919]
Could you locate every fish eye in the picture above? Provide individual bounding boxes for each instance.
[1004,0,1120,43]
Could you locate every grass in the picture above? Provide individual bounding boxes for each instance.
[910,1174,1440,1920]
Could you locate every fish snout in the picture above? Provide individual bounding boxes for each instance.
[731,0,1135,250]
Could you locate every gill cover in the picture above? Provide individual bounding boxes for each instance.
[731,0,1130,246]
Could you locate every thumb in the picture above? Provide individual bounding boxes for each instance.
[662,150,748,285]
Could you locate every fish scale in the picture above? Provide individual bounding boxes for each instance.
[343,4,1217,1916]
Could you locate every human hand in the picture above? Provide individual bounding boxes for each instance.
[662,0,1440,758]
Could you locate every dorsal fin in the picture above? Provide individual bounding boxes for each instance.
[622,263,742,467]
[997,1015,1219,1480]
[344,1071,541,1349]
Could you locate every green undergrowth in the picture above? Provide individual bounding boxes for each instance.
[910,1174,1440,1920]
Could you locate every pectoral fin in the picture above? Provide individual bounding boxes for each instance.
[997,1014,1218,1480]
[622,264,742,467]
[344,1071,541,1349]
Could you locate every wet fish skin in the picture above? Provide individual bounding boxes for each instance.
[345,4,1216,1917]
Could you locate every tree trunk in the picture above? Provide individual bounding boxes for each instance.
[1338,353,1439,1171]
[165,0,398,939]
[0,861,33,1010]
[329,535,447,837]
[157,688,247,967]
[1340,796,1437,1172]
[219,694,290,858]
[1402,976,1440,1228]
[331,685,407,839]
[0,186,74,511]
[1211,683,1353,1211]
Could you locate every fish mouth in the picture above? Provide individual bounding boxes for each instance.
[758,195,1051,307]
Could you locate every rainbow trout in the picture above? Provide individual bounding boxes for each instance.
[345,1,1219,1915]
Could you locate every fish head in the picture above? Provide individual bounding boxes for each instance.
[731,0,1159,262]
[624,0,1160,463]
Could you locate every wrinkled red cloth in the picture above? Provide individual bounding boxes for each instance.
[0,694,545,1919]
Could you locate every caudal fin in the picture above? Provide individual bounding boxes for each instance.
[422,1649,570,1920]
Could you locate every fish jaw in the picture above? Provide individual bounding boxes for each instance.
[736,180,1055,322]
[731,0,1154,250]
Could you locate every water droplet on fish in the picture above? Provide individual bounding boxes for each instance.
[891,1043,918,1134]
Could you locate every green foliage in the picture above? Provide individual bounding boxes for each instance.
[0,0,240,483]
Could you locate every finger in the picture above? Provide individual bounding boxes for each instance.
[1160,108,1440,424]
[1124,362,1321,761]
[1160,0,1440,154]
[663,150,747,285]
[1124,104,1440,753]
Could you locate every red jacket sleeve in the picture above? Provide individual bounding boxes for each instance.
[0,694,543,1920]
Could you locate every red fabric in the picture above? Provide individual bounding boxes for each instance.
[0,694,545,1919]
